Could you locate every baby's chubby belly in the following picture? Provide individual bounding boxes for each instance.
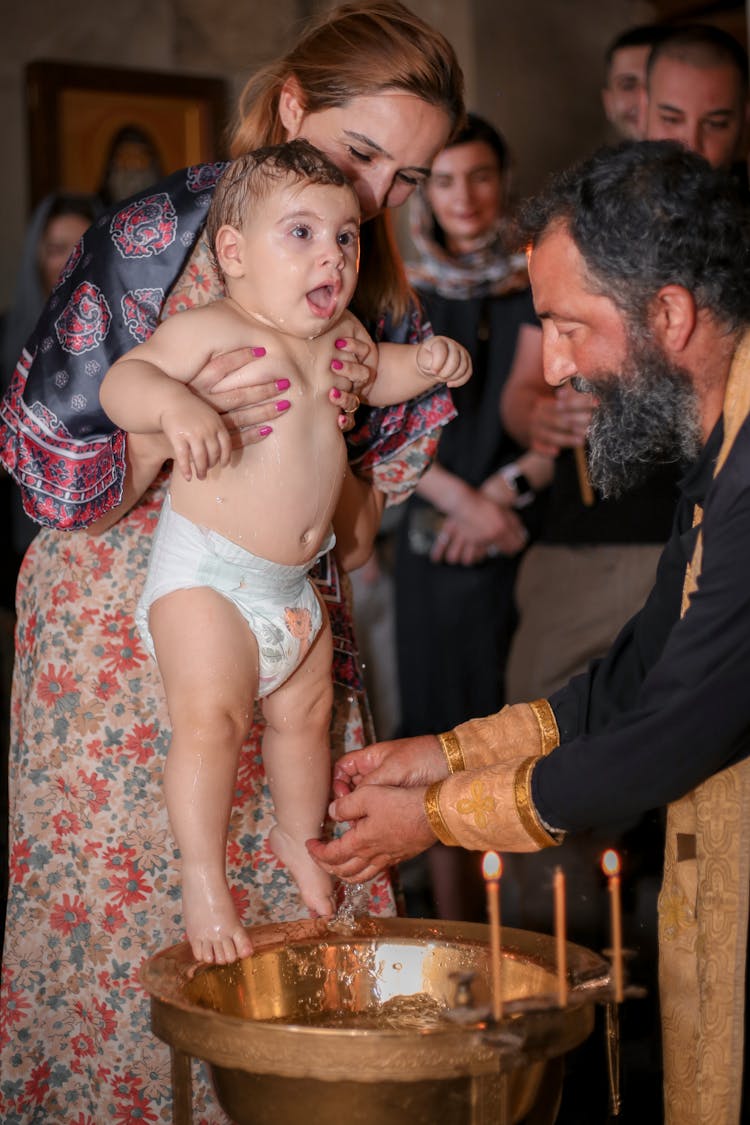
[169,411,347,566]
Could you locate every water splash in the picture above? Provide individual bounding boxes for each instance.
[328,882,369,933]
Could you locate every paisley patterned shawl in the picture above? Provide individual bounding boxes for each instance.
[0,164,456,530]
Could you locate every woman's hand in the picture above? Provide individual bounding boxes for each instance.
[190,346,292,445]
[330,335,377,431]
[431,488,528,566]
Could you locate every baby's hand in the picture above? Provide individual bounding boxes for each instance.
[160,396,232,481]
[417,336,473,388]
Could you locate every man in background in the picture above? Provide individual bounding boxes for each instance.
[602,24,666,140]
[644,23,749,173]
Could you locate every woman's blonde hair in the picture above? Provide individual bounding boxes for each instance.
[228,0,465,322]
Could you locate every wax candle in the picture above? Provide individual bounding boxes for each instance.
[482,851,503,1020]
[554,865,567,1007]
[602,849,623,1002]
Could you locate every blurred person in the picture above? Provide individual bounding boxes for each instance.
[602,24,666,141]
[394,114,551,919]
[644,23,749,172]
[97,124,164,206]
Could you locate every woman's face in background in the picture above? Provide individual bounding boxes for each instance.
[425,139,504,255]
[37,213,91,295]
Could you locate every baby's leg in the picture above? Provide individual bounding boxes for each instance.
[262,607,335,918]
[150,587,259,964]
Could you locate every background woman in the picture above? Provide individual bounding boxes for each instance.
[394,115,551,918]
[0,3,464,1120]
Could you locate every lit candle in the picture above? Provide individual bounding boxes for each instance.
[601,849,623,1002]
[482,851,503,1020]
[553,865,567,1007]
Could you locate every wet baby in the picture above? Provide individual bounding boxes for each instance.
[100,140,471,964]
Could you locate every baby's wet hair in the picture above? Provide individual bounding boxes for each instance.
[205,139,357,259]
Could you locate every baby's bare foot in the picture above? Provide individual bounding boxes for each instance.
[181,863,254,964]
[270,825,335,917]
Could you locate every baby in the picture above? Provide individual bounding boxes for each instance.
[100,140,471,964]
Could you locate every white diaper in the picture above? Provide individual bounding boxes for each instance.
[136,495,335,696]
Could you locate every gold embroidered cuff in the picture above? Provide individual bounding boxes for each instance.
[437,730,465,774]
[424,781,459,847]
[528,699,559,755]
[513,757,560,849]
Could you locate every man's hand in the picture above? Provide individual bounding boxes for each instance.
[307,785,437,882]
[333,734,449,795]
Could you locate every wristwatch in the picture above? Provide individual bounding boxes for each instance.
[498,463,535,509]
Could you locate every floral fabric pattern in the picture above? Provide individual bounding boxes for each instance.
[0,479,395,1123]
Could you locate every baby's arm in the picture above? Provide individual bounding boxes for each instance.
[100,308,232,481]
[365,337,472,408]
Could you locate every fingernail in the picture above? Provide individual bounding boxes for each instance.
[252,346,266,357]
[331,387,342,400]
[335,338,347,349]
[331,359,344,371]
[276,399,290,412]
[258,425,273,436]
[275,377,290,391]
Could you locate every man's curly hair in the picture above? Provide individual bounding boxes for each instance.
[519,140,750,333]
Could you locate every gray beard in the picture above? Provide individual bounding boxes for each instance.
[572,335,702,498]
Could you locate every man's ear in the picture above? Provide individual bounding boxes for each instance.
[278,75,306,139]
[650,285,697,353]
[214,225,245,278]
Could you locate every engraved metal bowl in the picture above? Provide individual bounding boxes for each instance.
[141,916,609,1125]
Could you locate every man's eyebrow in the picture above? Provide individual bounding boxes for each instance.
[342,130,431,175]
[656,101,735,118]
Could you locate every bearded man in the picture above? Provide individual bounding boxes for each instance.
[310,141,750,1125]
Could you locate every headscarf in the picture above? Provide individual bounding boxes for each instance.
[1,193,101,392]
[405,186,530,301]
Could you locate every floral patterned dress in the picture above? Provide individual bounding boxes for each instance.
[0,171,454,1123]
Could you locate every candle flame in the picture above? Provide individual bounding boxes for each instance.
[601,849,620,877]
[482,851,502,880]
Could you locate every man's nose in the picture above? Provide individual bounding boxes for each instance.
[544,336,577,387]
[680,120,705,157]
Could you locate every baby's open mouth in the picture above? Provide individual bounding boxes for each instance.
[307,283,340,319]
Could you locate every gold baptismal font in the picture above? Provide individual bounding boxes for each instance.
[141,914,616,1124]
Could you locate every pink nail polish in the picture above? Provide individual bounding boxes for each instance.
[335,338,347,349]
[252,346,267,357]
[258,425,273,436]
[276,399,291,412]
[331,387,342,400]
[276,378,290,391]
[331,359,344,371]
